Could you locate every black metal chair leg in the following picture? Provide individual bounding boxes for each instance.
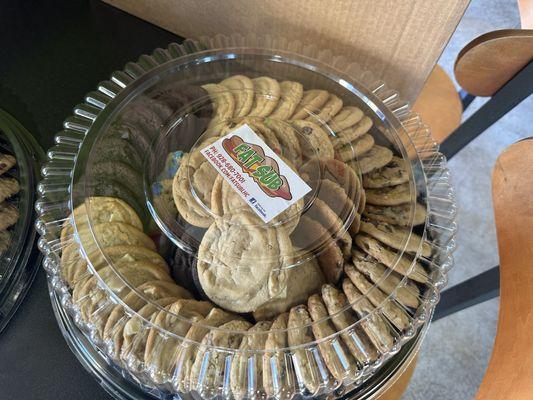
[459,89,476,110]
[441,61,533,160]
[433,266,500,321]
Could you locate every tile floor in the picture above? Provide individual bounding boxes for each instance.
[402,0,531,398]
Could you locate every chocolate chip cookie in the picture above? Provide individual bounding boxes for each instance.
[352,249,420,308]
[292,120,334,159]
[355,235,428,283]
[362,156,409,188]
[365,182,411,206]
[308,294,358,380]
[363,203,427,226]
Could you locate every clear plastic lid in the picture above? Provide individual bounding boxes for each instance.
[36,37,456,399]
[0,109,44,333]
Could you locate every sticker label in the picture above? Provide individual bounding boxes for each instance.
[201,124,311,222]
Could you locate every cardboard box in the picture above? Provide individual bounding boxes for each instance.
[104,0,469,102]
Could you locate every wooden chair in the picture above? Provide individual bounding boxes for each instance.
[376,139,533,399]
[376,9,533,398]
[413,28,532,155]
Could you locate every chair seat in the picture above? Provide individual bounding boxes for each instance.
[475,138,533,399]
[454,29,533,97]
[412,65,462,144]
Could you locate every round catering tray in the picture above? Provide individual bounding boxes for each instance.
[0,109,44,333]
[49,283,427,400]
[36,36,456,399]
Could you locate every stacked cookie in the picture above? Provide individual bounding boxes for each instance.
[59,197,229,377]
[0,149,20,254]
[90,85,211,222]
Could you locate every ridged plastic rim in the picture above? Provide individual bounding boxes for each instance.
[35,34,456,397]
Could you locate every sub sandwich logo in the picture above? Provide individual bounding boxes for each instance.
[222,135,292,200]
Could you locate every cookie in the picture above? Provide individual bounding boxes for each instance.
[77,269,153,332]
[189,320,253,396]
[152,178,177,221]
[313,179,360,236]
[72,277,101,323]
[92,161,143,199]
[0,177,19,203]
[253,250,325,321]
[321,284,378,364]
[358,187,366,214]
[120,98,164,134]
[0,230,11,254]
[263,118,303,167]
[330,106,364,132]
[291,216,344,284]
[120,297,178,372]
[144,299,214,384]
[355,145,394,174]
[355,235,428,283]
[174,308,237,393]
[65,243,168,287]
[335,134,375,162]
[0,154,16,175]
[263,313,290,398]
[344,266,411,331]
[79,221,156,253]
[152,83,208,113]
[202,83,235,123]
[103,280,193,359]
[352,249,420,308]
[365,182,411,206]
[291,119,334,160]
[248,77,281,117]
[173,146,218,228]
[342,278,394,352]
[107,120,152,154]
[71,274,95,306]
[300,157,360,203]
[292,90,329,120]
[88,180,145,221]
[270,81,303,120]
[308,294,358,380]
[61,196,143,246]
[234,117,282,154]
[136,95,173,121]
[287,305,320,394]
[360,220,431,258]
[60,221,156,286]
[197,212,292,313]
[306,93,343,123]
[92,137,143,171]
[211,175,303,234]
[362,156,409,188]
[81,261,173,326]
[363,203,427,227]
[331,116,373,148]
[0,202,19,231]
[220,75,254,117]
[230,320,272,400]
[170,242,199,294]
[305,198,352,258]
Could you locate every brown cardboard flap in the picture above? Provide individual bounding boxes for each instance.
[103,0,468,102]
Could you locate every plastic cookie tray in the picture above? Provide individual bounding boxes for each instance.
[0,109,43,333]
[36,36,456,399]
